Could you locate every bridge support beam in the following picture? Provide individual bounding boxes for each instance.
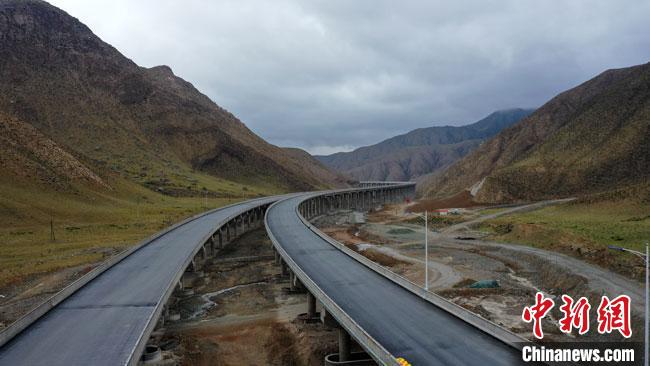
[281,260,288,276]
[289,271,297,291]
[307,292,316,318]
[338,328,351,362]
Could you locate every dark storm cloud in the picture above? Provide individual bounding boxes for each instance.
[50,0,650,154]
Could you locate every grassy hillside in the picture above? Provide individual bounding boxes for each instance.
[317,109,532,181]
[0,161,282,290]
[420,62,650,202]
[0,0,344,308]
[479,183,650,280]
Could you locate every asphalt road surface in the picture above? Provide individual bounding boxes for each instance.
[266,195,524,365]
[0,196,279,366]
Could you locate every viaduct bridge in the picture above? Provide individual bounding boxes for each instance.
[0,183,525,365]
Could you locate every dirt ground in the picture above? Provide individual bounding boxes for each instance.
[314,204,644,343]
[154,228,340,366]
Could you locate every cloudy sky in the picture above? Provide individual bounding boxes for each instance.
[50,0,650,155]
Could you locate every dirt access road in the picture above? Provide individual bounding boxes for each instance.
[315,203,644,342]
[434,199,643,314]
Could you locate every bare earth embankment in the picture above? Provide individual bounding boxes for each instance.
[314,202,645,342]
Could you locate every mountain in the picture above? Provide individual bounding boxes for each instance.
[419,62,650,203]
[0,0,343,197]
[282,147,353,188]
[0,111,107,190]
[316,109,533,181]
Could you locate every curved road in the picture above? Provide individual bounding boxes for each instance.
[0,196,281,366]
[266,194,523,365]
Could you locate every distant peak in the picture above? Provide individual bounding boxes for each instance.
[149,65,175,76]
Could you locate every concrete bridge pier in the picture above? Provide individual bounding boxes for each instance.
[207,236,215,256]
[307,292,317,318]
[289,271,297,291]
[280,260,289,277]
[274,249,280,264]
[196,246,207,267]
[338,328,352,362]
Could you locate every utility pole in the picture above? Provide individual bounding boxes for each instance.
[414,210,430,291]
[608,242,648,366]
[50,218,55,242]
[425,210,429,291]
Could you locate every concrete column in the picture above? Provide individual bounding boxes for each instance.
[198,246,206,262]
[218,230,223,248]
[281,260,288,276]
[307,292,316,318]
[338,328,351,362]
[274,250,280,264]
[289,271,296,291]
[207,237,213,256]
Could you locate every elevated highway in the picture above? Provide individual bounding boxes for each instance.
[265,184,525,365]
[0,183,526,365]
[0,196,284,366]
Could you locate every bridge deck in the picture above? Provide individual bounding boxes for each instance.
[0,197,278,366]
[266,195,523,365]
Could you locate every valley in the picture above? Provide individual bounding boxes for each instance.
[0,1,648,365]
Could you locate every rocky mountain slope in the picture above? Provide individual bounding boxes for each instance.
[420,62,650,203]
[316,109,532,181]
[0,0,343,196]
[0,111,107,189]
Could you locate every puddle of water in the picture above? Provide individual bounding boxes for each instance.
[189,282,266,319]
